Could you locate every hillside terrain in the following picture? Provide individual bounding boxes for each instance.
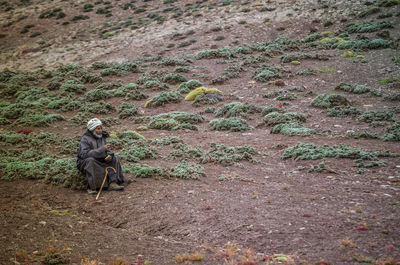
[0,0,400,264]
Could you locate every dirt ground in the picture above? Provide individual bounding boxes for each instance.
[1,0,400,264]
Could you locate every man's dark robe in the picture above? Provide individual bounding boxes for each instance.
[77,130,124,190]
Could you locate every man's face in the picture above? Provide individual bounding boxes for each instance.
[94,125,103,135]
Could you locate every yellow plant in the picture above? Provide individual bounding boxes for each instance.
[144,99,153,108]
[185,86,223,101]
[341,51,355,58]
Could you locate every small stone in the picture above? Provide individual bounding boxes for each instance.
[187,190,195,194]
[39,221,46,226]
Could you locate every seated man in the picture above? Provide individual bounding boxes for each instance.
[77,118,125,194]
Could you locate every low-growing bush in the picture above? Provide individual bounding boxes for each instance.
[270,122,316,136]
[209,118,252,132]
[148,112,203,131]
[311,94,350,108]
[215,102,262,118]
[358,110,395,123]
[144,90,181,108]
[282,142,395,168]
[383,123,400,141]
[264,112,306,126]
[169,162,205,180]
[201,142,258,166]
[118,103,139,119]
[123,163,164,178]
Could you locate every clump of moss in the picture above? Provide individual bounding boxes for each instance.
[358,110,395,123]
[282,142,395,167]
[383,123,400,141]
[264,112,306,126]
[270,122,316,136]
[311,94,350,108]
[124,163,164,178]
[185,86,223,101]
[144,90,181,108]
[215,102,262,118]
[148,112,203,131]
[169,161,205,180]
[118,103,139,119]
[209,118,252,132]
[201,142,259,166]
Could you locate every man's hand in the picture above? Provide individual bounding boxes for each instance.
[104,144,110,151]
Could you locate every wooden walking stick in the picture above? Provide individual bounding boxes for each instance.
[96,166,116,200]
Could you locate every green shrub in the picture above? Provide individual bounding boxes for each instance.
[327,106,362,117]
[0,118,10,125]
[161,73,187,84]
[215,102,262,118]
[209,118,252,132]
[346,21,393,33]
[282,142,395,167]
[79,102,114,114]
[383,123,400,141]
[148,112,203,131]
[358,7,381,18]
[358,110,395,123]
[347,130,380,139]
[254,66,282,82]
[169,143,203,160]
[379,0,399,7]
[47,98,80,111]
[311,94,350,108]
[60,80,86,93]
[178,79,202,94]
[270,122,316,136]
[264,90,297,100]
[264,112,306,126]
[17,113,65,127]
[85,89,110,101]
[118,103,139,119]
[169,162,205,180]
[144,90,181,108]
[262,106,286,115]
[201,142,258,166]
[123,163,164,178]
[119,146,158,162]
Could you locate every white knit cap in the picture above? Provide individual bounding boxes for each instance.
[87,118,102,131]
